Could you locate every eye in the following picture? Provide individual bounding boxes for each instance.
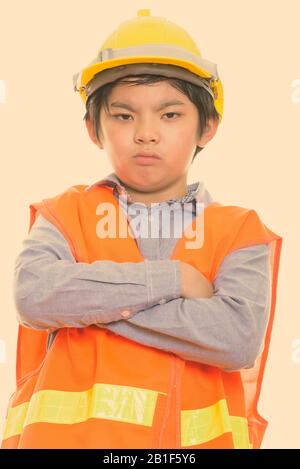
[113,114,133,121]
[164,112,181,119]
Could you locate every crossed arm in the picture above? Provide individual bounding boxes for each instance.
[14,214,271,371]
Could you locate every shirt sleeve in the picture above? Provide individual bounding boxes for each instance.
[14,214,181,330]
[103,243,272,372]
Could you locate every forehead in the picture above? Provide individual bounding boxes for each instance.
[107,79,191,105]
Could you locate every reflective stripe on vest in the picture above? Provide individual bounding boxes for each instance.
[4,383,164,440]
[181,399,250,448]
[4,391,251,448]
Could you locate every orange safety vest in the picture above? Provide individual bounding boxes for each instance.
[1,184,282,449]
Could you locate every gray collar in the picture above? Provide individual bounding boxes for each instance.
[84,172,212,205]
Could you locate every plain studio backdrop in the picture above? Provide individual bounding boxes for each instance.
[0,0,299,448]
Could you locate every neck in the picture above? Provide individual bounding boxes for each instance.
[121,180,188,206]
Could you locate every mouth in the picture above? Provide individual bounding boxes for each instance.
[133,153,161,165]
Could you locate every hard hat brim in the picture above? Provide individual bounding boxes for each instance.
[74,56,216,103]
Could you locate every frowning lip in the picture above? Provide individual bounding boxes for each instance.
[133,153,161,159]
[133,153,161,166]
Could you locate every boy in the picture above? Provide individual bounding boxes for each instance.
[1,10,282,449]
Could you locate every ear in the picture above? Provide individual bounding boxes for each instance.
[85,118,103,148]
[196,118,219,148]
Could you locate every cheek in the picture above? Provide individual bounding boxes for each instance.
[170,122,197,141]
[106,125,131,148]
[170,128,197,153]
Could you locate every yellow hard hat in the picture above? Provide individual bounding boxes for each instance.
[73,9,224,121]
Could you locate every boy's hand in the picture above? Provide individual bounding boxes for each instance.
[180,261,214,299]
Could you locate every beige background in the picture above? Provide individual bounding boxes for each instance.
[0,0,299,448]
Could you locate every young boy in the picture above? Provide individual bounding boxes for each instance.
[1,10,282,449]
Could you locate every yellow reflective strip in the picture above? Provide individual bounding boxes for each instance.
[181,399,251,448]
[181,398,231,447]
[3,383,161,440]
[3,401,29,440]
[230,416,251,449]
[26,384,159,427]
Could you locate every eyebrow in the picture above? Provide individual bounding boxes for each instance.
[109,100,186,112]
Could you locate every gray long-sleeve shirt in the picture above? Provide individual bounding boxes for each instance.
[14,172,271,371]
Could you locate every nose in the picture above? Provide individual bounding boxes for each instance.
[134,119,160,144]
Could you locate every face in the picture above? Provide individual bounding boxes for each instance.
[86,79,218,204]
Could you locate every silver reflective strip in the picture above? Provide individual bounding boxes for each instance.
[97,44,218,77]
